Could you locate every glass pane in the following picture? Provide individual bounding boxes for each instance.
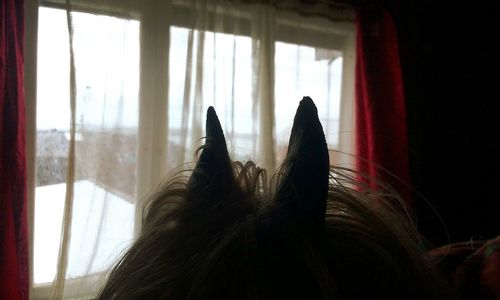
[168,26,254,166]
[35,7,139,284]
[274,42,343,164]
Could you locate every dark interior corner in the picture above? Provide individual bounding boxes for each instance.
[386,1,500,244]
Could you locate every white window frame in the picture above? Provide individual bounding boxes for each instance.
[25,1,356,298]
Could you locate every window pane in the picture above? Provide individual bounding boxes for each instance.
[168,26,255,165]
[35,7,139,284]
[274,42,343,163]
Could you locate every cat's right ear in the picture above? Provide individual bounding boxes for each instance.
[274,97,330,230]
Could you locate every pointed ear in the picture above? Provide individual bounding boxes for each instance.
[275,97,329,229]
[187,107,235,197]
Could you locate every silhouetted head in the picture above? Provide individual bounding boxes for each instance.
[98,97,452,299]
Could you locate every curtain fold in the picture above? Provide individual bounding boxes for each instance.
[355,8,411,203]
[0,0,29,299]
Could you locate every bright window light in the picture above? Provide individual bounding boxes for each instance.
[34,5,351,287]
[34,7,139,284]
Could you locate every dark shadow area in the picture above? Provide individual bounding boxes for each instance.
[388,1,500,244]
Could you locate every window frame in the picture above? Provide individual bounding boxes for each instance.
[25,1,356,298]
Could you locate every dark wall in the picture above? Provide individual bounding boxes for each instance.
[388,2,500,244]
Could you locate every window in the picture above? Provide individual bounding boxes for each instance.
[29,2,355,298]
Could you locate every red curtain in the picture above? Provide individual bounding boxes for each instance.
[355,9,411,204]
[0,0,29,299]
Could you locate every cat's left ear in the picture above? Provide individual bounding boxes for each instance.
[187,107,235,199]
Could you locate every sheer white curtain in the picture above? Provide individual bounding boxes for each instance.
[33,0,355,298]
